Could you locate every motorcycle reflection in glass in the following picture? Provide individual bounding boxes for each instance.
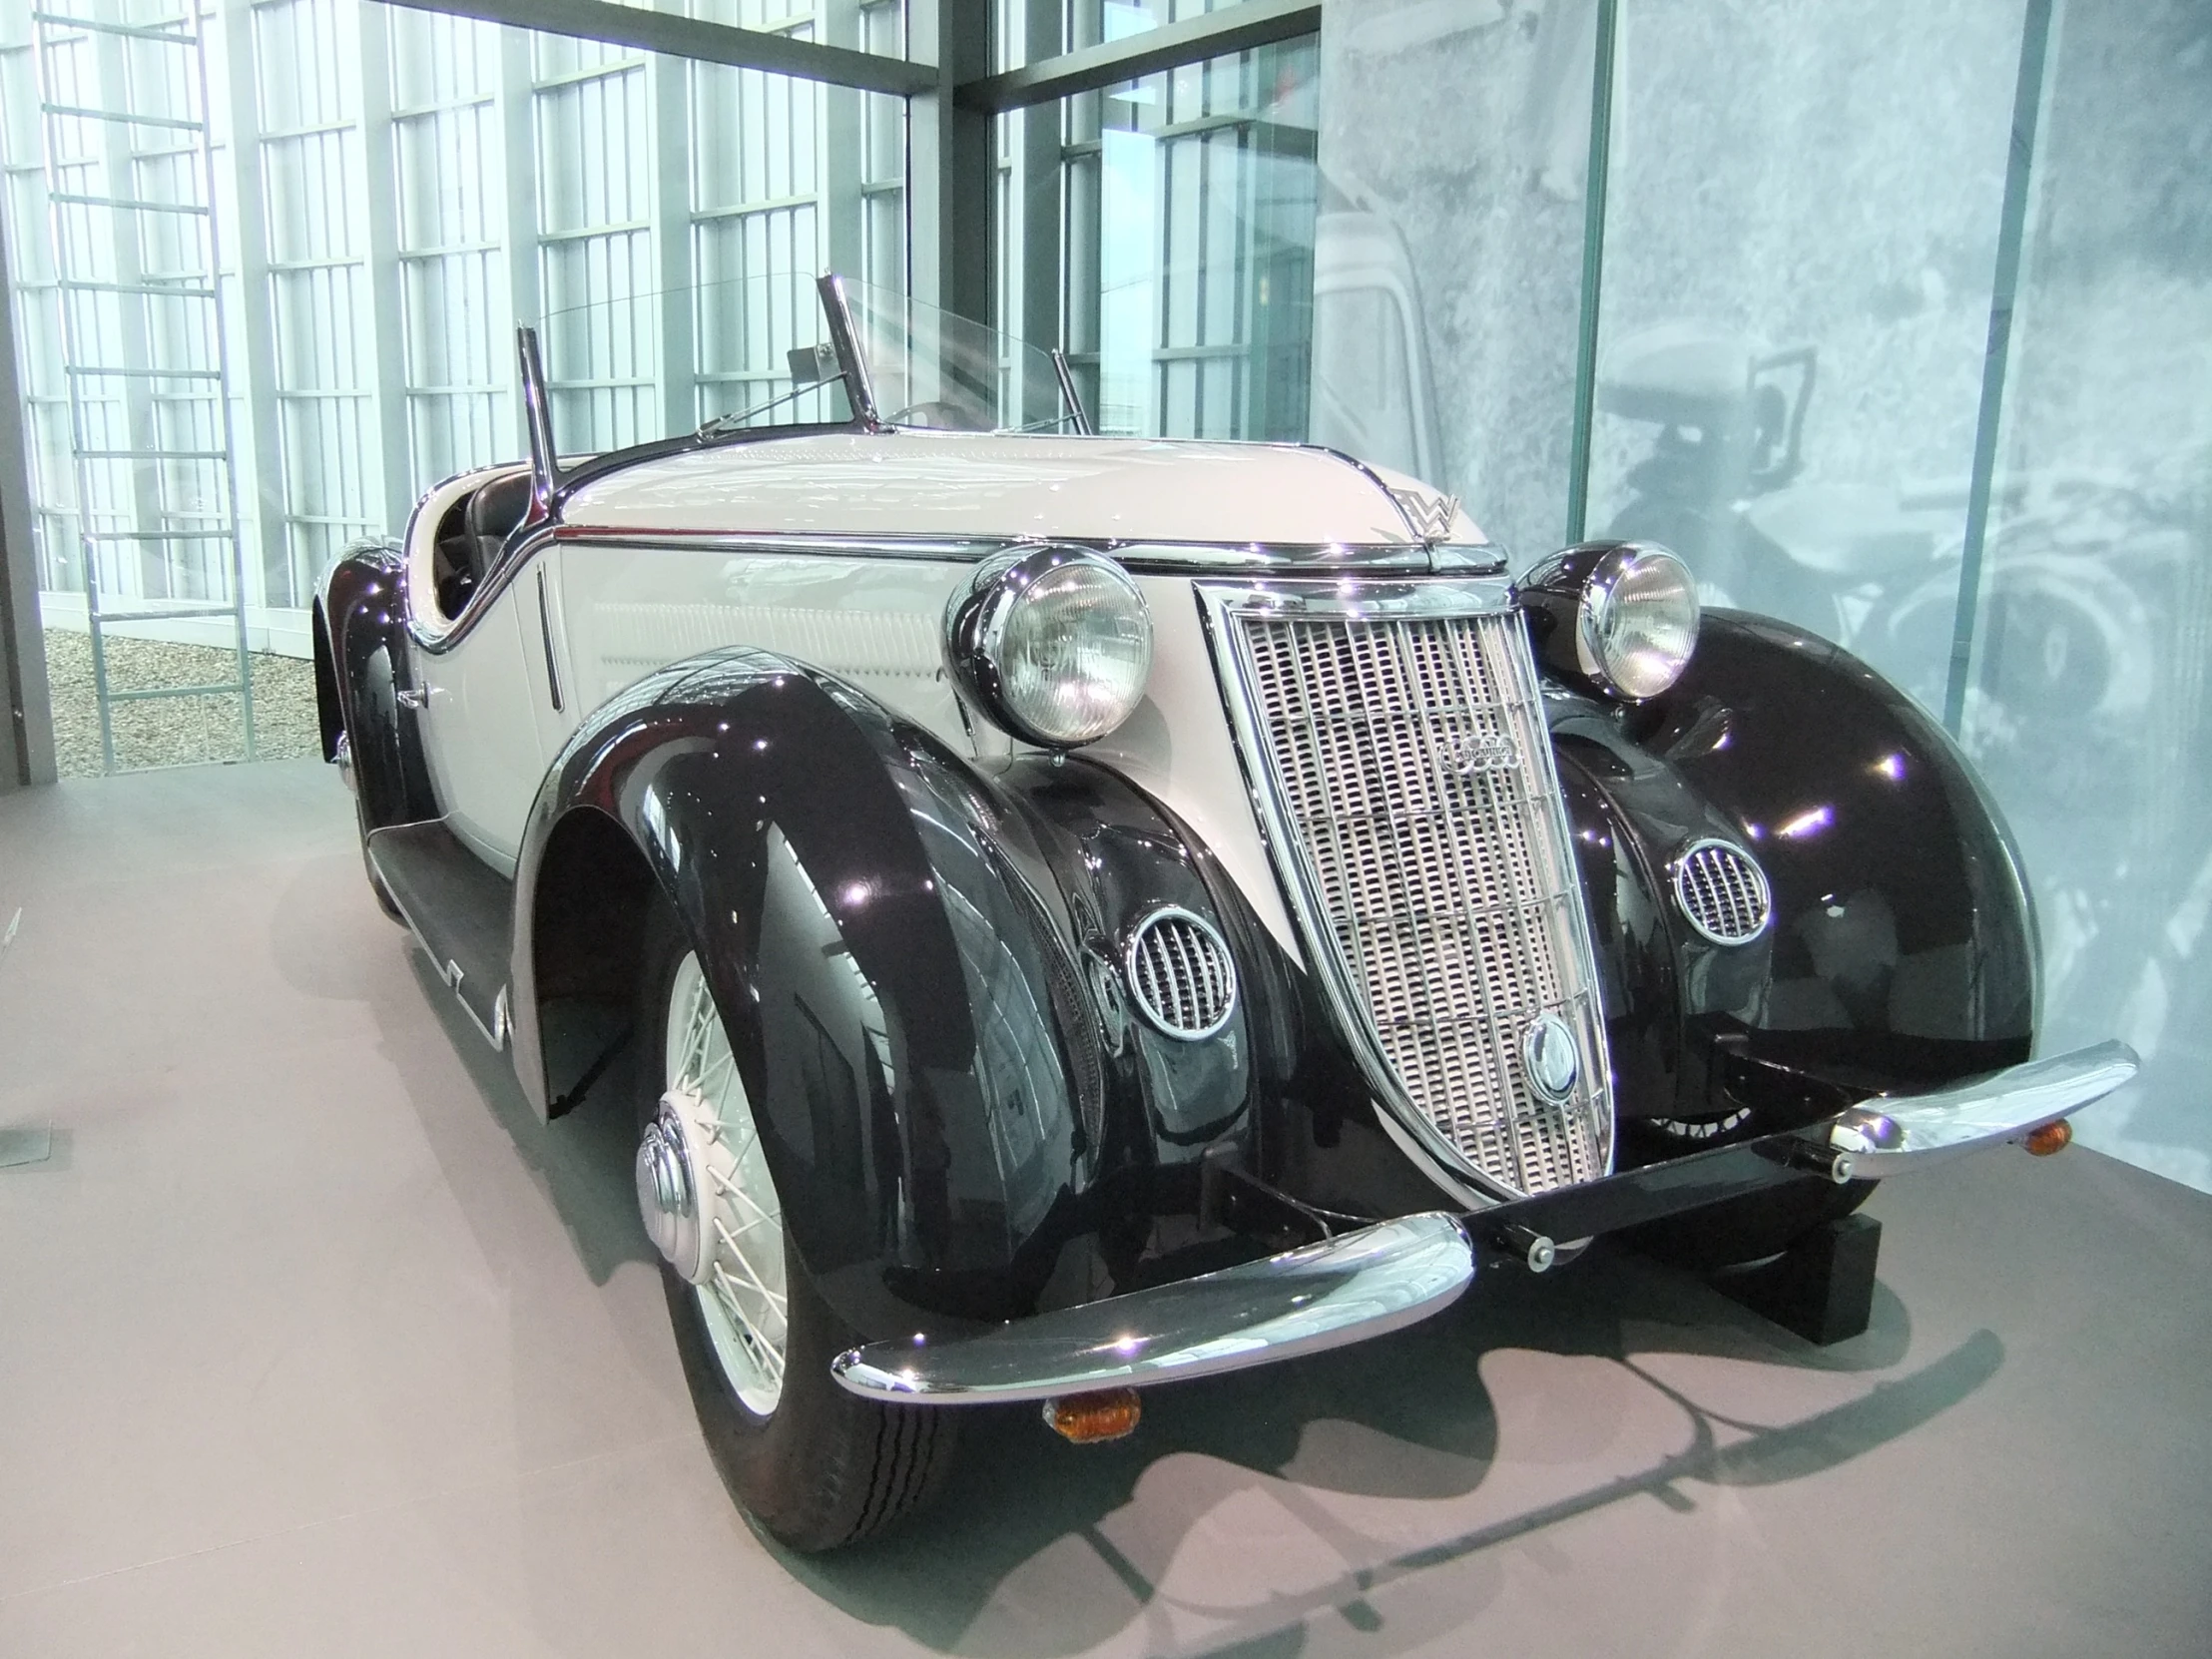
[1598,323,2211,1128]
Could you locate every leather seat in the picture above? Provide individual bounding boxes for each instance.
[462,470,534,588]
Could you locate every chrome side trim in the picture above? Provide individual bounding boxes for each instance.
[830,1212,1474,1403]
[1826,1040,2137,1173]
[402,530,1506,657]
[1195,576,1616,1207]
[533,563,564,713]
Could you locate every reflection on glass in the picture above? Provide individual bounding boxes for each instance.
[1967,0,2212,1191]
[1063,35,1320,439]
[1313,0,1592,550]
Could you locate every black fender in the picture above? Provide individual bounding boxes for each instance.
[1556,609,2036,1152]
[510,651,1260,1339]
[314,541,437,830]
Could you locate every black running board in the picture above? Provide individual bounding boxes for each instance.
[366,820,516,1049]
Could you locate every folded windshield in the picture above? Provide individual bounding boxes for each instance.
[529,274,1087,459]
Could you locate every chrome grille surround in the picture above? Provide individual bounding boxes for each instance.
[1124,906,1240,1040]
[1199,578,1613,1202]
[1672,838,1772,945]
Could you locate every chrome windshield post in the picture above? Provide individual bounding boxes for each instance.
[816,272,880,430]
[1050,347,1095,435]
[516,324,562,521]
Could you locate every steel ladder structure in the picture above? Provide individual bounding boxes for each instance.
[31,3,254,773]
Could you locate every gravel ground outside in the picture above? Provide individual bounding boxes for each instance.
[41,629,322,779]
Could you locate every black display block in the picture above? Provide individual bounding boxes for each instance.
[1706,1213,1882,1346]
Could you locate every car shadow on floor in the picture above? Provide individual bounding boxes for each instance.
[775,1256,1997,1659]
[366,902,1999,1659]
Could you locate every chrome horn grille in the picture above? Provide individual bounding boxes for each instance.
[1208,582,1612,1199]
[1672,838,1771,945]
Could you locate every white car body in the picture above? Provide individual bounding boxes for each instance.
[403,431,1483,968]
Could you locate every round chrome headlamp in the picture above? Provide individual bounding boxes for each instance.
[1515,541,1700,702]
[945,546,1153,747]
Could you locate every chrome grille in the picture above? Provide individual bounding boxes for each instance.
[1124,908,1238,1039]
[1221,598,1610,1197]
[1673,839,1771,944]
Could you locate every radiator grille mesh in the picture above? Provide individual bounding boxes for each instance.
[1229,606,1608,1196]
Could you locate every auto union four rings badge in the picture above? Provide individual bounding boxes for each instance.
[1443,729,1517,779]
[1522,1014,1581,1105]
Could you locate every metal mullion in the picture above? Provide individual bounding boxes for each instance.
[62,363,222,380]
[378,0,933,99]
[497,20,538,460]
[256,118,354,143]
[45,190,210,216]
[264,254,366,274]
[1944,0,2057,735]
[532,58,646,96]
[538,220,650,244]
[650,42,691,440]
[104,680,246,702]
[1563,0,1618,545]
[959,0,1319,114]
[30,13,199,47]
[217,0,285,622]
[690,192,821,223]
[396,242,502,260]
[38,102,204,133]
[357,3,415,530]
[388,93,495,122]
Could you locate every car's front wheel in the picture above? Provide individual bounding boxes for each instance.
[634,916,955,1550]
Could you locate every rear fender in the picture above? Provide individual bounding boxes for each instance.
[317,541,436,830]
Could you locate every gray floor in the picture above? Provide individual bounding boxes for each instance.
[2,760,2208,1659]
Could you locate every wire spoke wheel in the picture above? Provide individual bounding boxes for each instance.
[665,951,788,1415]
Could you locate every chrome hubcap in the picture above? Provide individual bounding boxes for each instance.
[635,1104,701,1276]
[653,951,788,1415]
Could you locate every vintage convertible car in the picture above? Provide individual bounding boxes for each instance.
[314,276,2135,1550]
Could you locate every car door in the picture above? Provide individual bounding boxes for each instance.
[409,560,556,873]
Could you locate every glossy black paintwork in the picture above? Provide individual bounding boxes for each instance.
[315,541,436,831]
[509,651,1299,1340]
[322,499,2042,1329]
[1547,608,2036,1169]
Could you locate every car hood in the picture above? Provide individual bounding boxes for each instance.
[557,431,1477,548]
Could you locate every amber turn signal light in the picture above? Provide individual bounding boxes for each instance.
[2024,1119,2073,1157]
[1042,1388,1142,1443]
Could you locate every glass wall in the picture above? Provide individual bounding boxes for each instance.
[0,0,905,775]
[1978,0,2212,1188]
[1310,0,1592,553]
[1317,0,2212,1191]
[1586,0,2021,710]
[1024,2,1319,440]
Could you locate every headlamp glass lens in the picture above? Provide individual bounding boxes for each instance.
[993,556,1152,744]
[1582,547,1699,699]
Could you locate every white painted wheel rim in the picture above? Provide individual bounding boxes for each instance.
[665,951,788,1415]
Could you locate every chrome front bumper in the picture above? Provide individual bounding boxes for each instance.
[832,1213,1476,1404]
[830,1041,2136,1405]
[1825,1039,2137,1175]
